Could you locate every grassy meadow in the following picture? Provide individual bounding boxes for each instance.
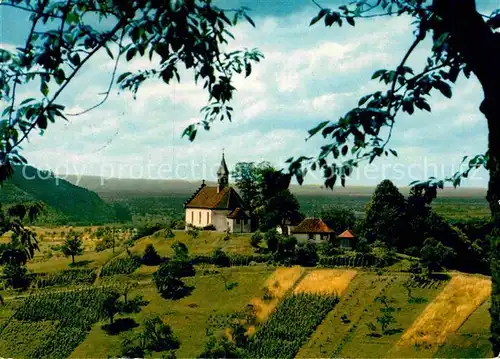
[0,228,494,358]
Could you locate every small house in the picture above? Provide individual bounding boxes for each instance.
[290,217,334,243]
[338,229,355,249]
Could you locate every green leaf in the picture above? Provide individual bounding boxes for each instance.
[358,94,371,106]
[371,69,386,80]
[0,49,12,63]
[126,47,137,61]
[341,145,348,156]
[104,44,114,59]
[20,98,36,105]
[244,14,255,27]
[432,32,449,51]
[434,81,452,98]
[389,149,397,157]
[310,9,328,26]
[37,114,48,130]
[40,81,49,97]
[245,62,252,77]
[117,72,131,83]
[324,12,341,27]
[346,16,355,26]
[402,99,414,114]
[70,53,81,66]
[308,121,329,137]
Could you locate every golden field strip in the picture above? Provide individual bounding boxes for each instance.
[293,269,357,295]
[398,275,491,349]
[249,266,305,323]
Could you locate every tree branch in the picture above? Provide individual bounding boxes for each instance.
[9,19,128,152]
[66,28,125,117]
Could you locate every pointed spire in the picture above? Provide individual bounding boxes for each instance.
[217,150,229,192]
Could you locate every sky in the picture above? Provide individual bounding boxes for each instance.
[1,0,498,188]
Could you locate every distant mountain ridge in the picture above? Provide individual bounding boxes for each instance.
[0,166,117,225]
[62,174,488,199]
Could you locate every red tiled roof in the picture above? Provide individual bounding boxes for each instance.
[185,186,246,210]
[227,207,249,219]
[291,218,334,234]
[338,230,355,238]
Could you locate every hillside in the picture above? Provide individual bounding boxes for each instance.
[0,230,492,358]
[0,166,118,225]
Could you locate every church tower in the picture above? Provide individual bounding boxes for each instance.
[217,151,229,193]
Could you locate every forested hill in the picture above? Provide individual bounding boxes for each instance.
[0,166,118,225]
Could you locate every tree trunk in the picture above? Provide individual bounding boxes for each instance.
[484,97,500,355]
[72,255,75,265]
[432,1,500,354]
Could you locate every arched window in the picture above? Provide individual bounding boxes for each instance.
[207,212,209,224]
[199,211,201,224]
[191,211,193,223]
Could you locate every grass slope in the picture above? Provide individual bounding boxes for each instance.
[71,266,274,358]
[334,275,447,358]
[296,272,393,358]
[130,231,255,257]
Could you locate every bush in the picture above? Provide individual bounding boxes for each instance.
[250,231,263,248]
[142,244,162,266]
[295,242,318,267]
[153,262,190,299]
[120,334,146,358]
[211,248,230,267]
[264,230,280,252]
[142,316,180,352]
[1,263,31,289]
[95,236,113,252]
[203,224,216,231]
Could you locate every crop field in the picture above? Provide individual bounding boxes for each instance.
[392,275,491,357]
[247,292,339,358]
[434,299,493,358]
[249,266,305,323]
[296,272,395,358]
[333,275,447,358]
[0,287,116,359]
[294,269,357,295]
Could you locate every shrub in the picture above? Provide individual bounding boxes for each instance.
[95,236,114,252]
[2,263,31,289]
[142,244,162,266]
[153,262,189,299]
[250,231,263,248]
[295,241,318,267]
[264,230,280,252]
[142,316,180,352]
[203,224,216,231]
[211,248,230,267]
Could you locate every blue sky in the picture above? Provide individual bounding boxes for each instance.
[1,0,497,187]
